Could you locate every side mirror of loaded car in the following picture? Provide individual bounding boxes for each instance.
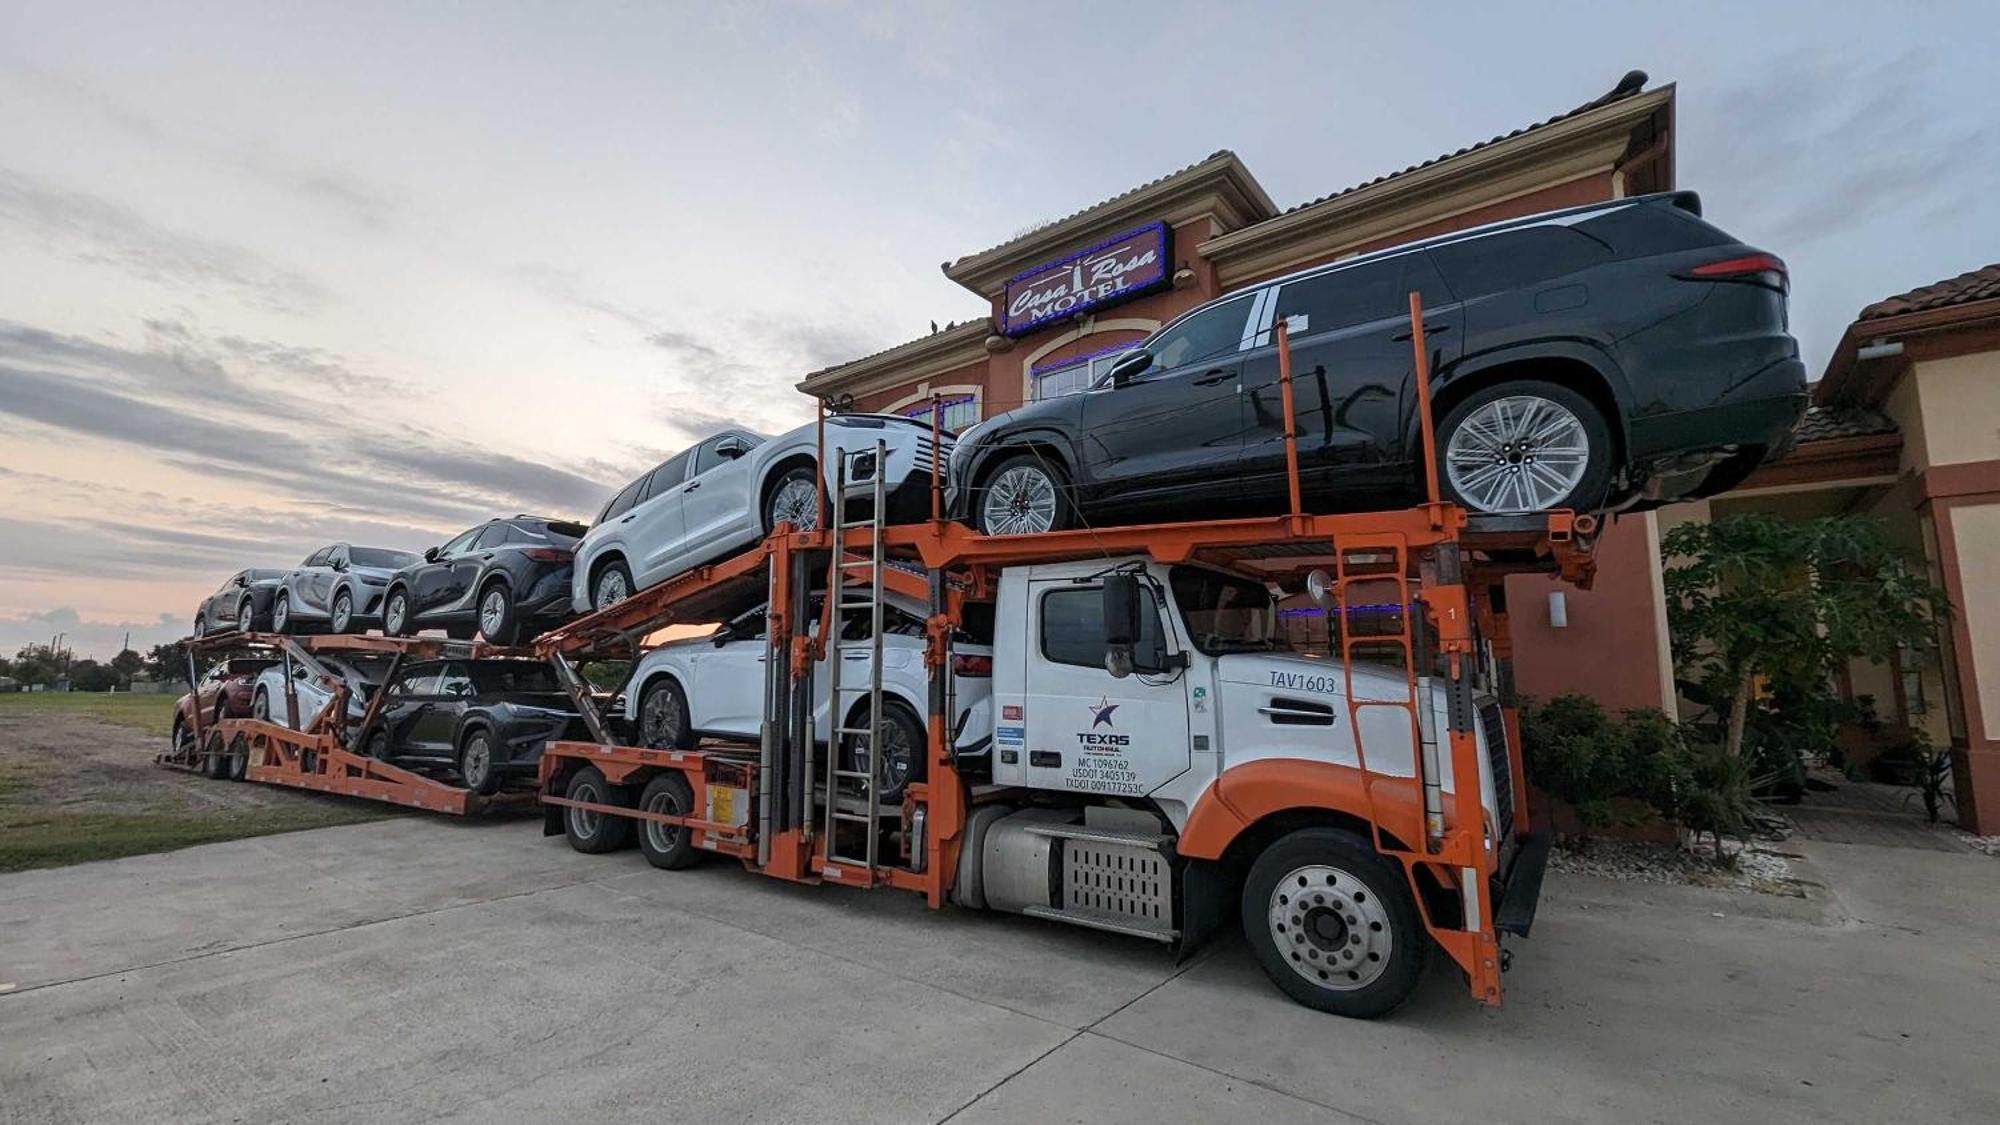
[718,443,745,460]
[1107,349,1152,387]
[1102,572,1141,679]
[423,547,440,563]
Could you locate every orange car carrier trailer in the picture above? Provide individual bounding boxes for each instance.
[528,302,1598,1019]
[159,632,542,815]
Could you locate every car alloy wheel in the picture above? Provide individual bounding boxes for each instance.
[238,596,256,633]
[982,464,1059,535]
[594,568,629,610]
[1265,863,1395,992]
[461,733,494,793]
[767,475,820,532]
[384,591,408,635]
[640,681,685,749]
[330,591,353,634]
[1443,394,1591,513]
[272,595,290,633]
[479,588,508,637]
[193,615,206,638]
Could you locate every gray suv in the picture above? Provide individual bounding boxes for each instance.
[271,542,420,634]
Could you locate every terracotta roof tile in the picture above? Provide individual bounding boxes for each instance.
[947,150,1238,269]
[1275,70,1653,218]
[1859,263,2000,321]
[1793,404,1897,444]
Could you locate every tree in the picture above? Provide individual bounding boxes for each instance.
[111,648,145,686]
[12,644,60,688]
[1663,514,1951,761]
[69,659,121,692]
[145,641,192,684]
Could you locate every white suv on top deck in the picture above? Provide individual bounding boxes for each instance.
[572,414,951,614]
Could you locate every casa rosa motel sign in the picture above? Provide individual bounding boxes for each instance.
[1000,221,1170,337]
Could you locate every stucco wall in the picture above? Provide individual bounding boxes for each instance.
[1508,511,1675,714]
[1909,352,2000,469]
[1945,501,2000,741]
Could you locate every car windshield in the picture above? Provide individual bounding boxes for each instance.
[1169,566,1281,654]
[351,548,418,568]
[470,662,560,694]
[537,519,589,543]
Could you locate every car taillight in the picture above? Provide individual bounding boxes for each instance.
[952,653,992,677]
[520,548,570,562]
[1678,252,1788,292]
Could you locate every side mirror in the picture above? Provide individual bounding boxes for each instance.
[1107,349,1152,387]
[718,443,745,461]
[332,558,348,572]
[1102,573,1141,679]
[423,547,440,563]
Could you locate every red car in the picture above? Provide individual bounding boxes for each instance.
[170,657,278,755]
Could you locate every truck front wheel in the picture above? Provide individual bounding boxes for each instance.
[1240,827,1427,1019]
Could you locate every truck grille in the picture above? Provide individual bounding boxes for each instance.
[1478,701,1515,842]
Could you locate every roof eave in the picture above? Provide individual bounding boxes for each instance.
[1815,295,2000,407]
[796,319,991,396]
[941,152,1279,297]
[1198,85,1675,267]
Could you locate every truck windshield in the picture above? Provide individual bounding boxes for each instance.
[1169,566,1280,654]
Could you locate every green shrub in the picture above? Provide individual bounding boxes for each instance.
[1519,694,1685,830]
[1674,744,1761,864]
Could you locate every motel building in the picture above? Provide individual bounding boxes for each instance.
[795,72,2000,831]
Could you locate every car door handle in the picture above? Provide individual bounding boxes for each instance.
[619,514,635,523]
[684,481,701,492]
[1391,322,1452,341]
[1192,369,1235,386]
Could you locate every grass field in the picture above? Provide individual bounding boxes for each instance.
[0,690,181,736]
[0,691,388,873]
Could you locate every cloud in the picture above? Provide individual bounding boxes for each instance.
[0,605,188,664]
[0,167,331,313]
[0,319,620,545]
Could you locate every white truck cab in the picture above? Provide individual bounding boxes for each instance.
[956,555,1521,1018]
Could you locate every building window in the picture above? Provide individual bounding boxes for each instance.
[1030,345,1129,401]
[902,393,979,432]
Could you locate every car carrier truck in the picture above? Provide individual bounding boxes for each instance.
[532,313,1570,1019]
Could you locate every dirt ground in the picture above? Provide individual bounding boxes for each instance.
[0,700,387,872]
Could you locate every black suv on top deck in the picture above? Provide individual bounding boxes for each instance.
[948,191,1807,532]
[382,516,585,645]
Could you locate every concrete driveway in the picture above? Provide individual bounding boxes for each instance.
[3,816,1997,1124]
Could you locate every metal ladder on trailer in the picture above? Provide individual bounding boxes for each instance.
[820,438,890,874]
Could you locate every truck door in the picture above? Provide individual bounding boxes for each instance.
[1016,578,1189,797]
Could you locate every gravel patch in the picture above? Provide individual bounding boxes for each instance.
[1551,838,1806,897]
[1952,832,2000,857]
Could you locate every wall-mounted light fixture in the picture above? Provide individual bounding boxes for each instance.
[1548,590,1569,629]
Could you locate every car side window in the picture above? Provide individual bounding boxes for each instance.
[1273,253,1451,335]
[646,452,691,497]
[1428,227,1613,301]
[601,478,645,522]
[394,667,440,696]
[438,528,481,558]
[472,523,511,550]
[303,548,331,568]
[1146,296,1256,374]
[693,434,750,477]
[1039,587,1165,672]
[435,663,473,698]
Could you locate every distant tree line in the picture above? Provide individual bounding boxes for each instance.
[1,642,179,692]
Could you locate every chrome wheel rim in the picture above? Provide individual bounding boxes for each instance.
[641,684,683,748]
[768,477,819,532]
[331,593,351,633]
[385,593,406,634]
[463,736,490,788]
[594,569,629,610]
[239,599,254,632]
[858,713,915,795]
[643,789,683,853]
[272,597,289,632]
[1445,395,1589,513]
[983,466,1058,535]
[479,589,506,635]
[1268,863,1394,991]
[570,781,602,837]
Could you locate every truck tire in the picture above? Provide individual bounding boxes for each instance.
[1240,827,1427,1019]
[201,730,230,779]
[635,773,700,870]
[227,732,252,781]
[564,766,633,854]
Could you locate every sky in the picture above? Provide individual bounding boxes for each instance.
[1,1,1995,660]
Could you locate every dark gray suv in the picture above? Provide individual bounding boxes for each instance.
[949,191,1807,531]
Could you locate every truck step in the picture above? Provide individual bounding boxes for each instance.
[1021,822,1176,851]
[1021,905,1176,943]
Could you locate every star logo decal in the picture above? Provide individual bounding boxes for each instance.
[1089,697,1119,728]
